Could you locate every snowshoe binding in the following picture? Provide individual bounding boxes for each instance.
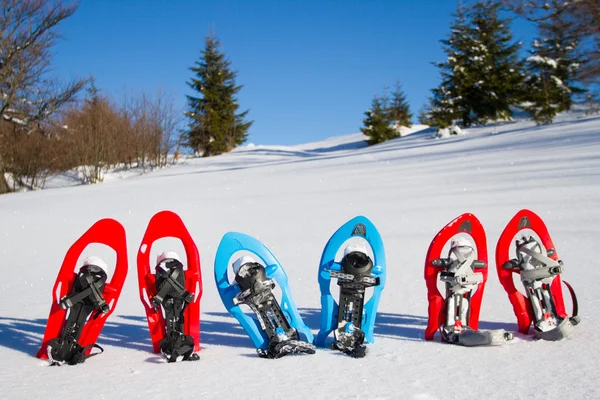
[47,257,109,365]
[328,246,379,358]
[232,257,316,359]
[153,252,199,362]
[502,236,579,340]
[496,209,579,341]
[435,239,512,346]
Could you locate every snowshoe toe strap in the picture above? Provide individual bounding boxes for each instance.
[154,264,192,308]
[60,272,109,313]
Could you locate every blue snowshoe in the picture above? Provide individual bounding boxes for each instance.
[316,216,386,358]
[214,232,315,359]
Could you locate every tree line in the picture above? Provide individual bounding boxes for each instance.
[362,0,599,145]
[0,0,251,194]
[1,0,598,193]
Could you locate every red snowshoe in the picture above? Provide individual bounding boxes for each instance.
[425,213,512,346]
[137,211,202,361]
[496,209,579,340]
[37,219,128,365]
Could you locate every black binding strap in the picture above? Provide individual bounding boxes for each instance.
[154,261,198,362]
[153,262,192,309]
[61,272,109,314]
[563,280,580,326]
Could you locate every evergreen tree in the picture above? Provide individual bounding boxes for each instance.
[430,1,523,128]
[417,101,430,126]
[430,83,462,128]
[361,95,396,145]
[185,35,252,157]
[523,13,585,124]
[430,4,476,128]
[468,1,523,123]
[387,82,412,128]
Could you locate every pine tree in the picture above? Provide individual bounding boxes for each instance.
[387,82,412,128]
[417,100,432,126]
[361,95,396,145]
[430,4,477,128]
[429,1,523,128]
[468,1,523,123]
[185,35,252,157]
[523,12,585,124]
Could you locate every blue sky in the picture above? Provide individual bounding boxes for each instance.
[52,0,536,145]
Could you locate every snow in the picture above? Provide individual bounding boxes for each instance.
[434,124,463,138]
[527,55,558,68]
[1,109,600,399]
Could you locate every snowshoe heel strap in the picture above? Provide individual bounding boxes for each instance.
[48,337,104,365]
[258,340,316,359]
[159,332,197,362]
[563,280,580,326]
[534,280,580,340]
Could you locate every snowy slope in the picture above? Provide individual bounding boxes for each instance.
[0,110,599,400]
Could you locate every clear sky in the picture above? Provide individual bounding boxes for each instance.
[52,0,536,145]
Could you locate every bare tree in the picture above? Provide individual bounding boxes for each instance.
[0,0,87,193]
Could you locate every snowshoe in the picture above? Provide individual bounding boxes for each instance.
[137,211,202,357]
[214,232,314,358]
[37,219,128,364]
[316,216,386,357]
[425,214,512,346]
[496,209,579,340]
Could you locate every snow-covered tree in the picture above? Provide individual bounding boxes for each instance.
[522,10,586,124]
[430,1,523,128]
[185,35,252,157]
[468,0,524,123]
[429,5,475,128]
[503,0,600,85]
[361,95,396,145]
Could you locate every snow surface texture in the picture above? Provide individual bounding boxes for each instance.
[0,109,599,400]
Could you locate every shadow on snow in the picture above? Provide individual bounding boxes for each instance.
[0,308,519,358]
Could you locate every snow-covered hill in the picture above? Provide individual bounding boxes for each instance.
[0,110,599,400]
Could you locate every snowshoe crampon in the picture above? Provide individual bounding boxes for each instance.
[137,211,202,360]
[214,232,314,359]
[37,219,128,365]
[496,209,579,340]
[316,216,386,357]
[425,213,512,346]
